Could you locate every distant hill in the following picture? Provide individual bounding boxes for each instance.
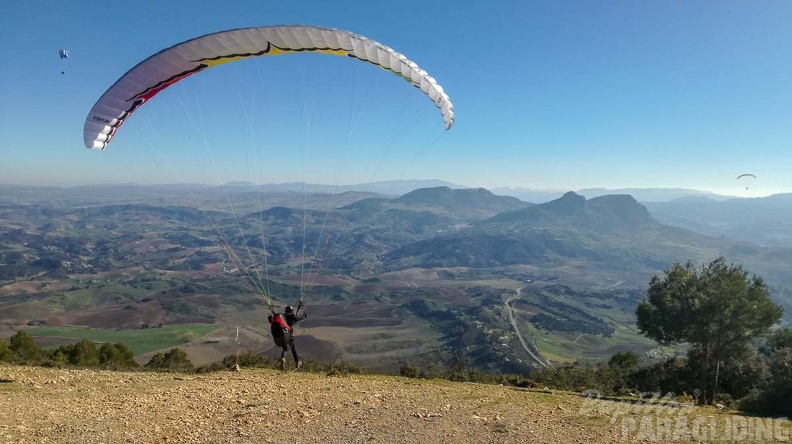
[394,187,529,217]
[0,183,382,213]
[383,192,792,291]
[487,186,733,203]
[486,192,655,231]
[0,181,465,208]
[577,187,732,202]
[2,182,738,205]
[644,193,792,248]
[338,186,528,221]
[241,179,465,196]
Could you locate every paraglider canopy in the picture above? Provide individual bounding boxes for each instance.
[737,173,757,190]
[58,49,70,74]
[83,25,455,150]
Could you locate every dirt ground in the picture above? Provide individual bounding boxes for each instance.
[0,365,788,443]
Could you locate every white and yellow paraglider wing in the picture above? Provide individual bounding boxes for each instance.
[83,25,455,150]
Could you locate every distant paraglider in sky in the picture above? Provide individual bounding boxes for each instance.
[737,173,757,190]
[58,49,70,74]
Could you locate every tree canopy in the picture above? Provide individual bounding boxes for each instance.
[636,257,783,404]
[9,331,43,364]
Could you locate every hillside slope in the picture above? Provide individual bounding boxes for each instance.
[2,365,785,443]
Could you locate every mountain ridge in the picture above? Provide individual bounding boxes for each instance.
[486,191,655,231]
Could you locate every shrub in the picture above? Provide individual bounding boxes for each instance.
[532,363,622,394]
[0,339,12,363]
[323,360,371,376]
[47,349,69,368]
[145,348,194,373]
[608,351,640,369]
[9,331,43,364]
[99,343,139,370]
[195,362,228,373]
[224,350,271,369]
[740,348,792,416]
[68,339,100,367]
[399,362,421,379]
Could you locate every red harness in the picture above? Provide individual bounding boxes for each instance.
[271,314,291,333]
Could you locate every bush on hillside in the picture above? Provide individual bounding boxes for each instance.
[99,343,139,370]
[9,331,43,364]
[0,339,12,363]
[145,348,194,373]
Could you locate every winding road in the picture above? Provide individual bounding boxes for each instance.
[505,286,552,368]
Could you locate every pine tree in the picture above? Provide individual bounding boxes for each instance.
[636,257,782,405]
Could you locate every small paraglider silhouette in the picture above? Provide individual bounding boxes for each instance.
[58,49,70,74]
[737,173,757,190]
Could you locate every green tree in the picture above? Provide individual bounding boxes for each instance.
[607,351,641,394]
[740,328,792,415]
[627,356,697,397]
[68,339,100,367]
[145,348,194,373]
[145,352,166,370]
[756,348,792,415]
[636,257,782,405]
[763,328,792,355]
[99,343,139,370]
[608,351,640,370]
[49,348,69,367]
[9,330,43,364]
[0,338,12,363]
[678,346,760,406]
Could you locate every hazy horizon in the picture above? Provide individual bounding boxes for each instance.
[3,179,784,201]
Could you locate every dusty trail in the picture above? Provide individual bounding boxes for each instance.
[504,286,552,368]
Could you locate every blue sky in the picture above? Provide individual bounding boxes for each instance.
[1,1,791,197]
